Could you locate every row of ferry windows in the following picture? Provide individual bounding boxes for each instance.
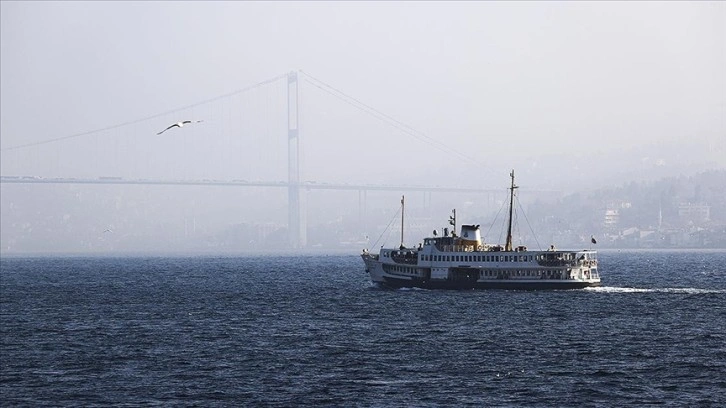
[387,265,416,274]
[481,270,563,277]
[422,254,534,263]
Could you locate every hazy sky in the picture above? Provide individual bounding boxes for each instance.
[1,1,724,186]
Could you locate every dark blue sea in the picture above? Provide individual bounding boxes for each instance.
[1,250,725,407]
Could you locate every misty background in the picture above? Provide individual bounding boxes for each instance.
[1,1,724,253]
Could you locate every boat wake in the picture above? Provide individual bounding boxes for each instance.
[584,286,726,294]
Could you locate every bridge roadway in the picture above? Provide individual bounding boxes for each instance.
[0,176,563,195]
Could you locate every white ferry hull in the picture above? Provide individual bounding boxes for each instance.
[377,275,599,290]
[362,252,601,291]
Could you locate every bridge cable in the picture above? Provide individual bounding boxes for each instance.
[299,70,498,176]
[1,74,287,152]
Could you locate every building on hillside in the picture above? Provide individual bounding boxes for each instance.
[678,203,710,224]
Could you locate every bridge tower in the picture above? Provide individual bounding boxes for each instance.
[287,71,306,248]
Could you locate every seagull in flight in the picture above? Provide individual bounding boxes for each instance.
[157,120,203,135]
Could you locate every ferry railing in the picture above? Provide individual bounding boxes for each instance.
[434,244,476,252]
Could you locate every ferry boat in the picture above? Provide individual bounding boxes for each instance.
[361,171,601,290]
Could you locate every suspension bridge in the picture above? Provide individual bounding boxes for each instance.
[0,71,558,250]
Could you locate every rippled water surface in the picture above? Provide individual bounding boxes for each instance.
[1,250,725,406]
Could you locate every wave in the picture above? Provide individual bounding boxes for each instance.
[396,287,428,291]
[584,286,726,294]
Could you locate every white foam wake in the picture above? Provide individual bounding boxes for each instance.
[584,286,726,294]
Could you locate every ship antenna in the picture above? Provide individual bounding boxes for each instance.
[400,195,405,249]
[505,169,518,251]
[449,209,456,235]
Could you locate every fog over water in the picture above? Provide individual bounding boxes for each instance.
[1,2,724,253]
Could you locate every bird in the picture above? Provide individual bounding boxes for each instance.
[591,235,597,244]
[157,120,203,135]
[103,229,113,233]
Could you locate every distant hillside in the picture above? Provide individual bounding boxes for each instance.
[518,169,726,248]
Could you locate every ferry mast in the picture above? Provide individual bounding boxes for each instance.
[400,195,405,249]
[505,170,518,251]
